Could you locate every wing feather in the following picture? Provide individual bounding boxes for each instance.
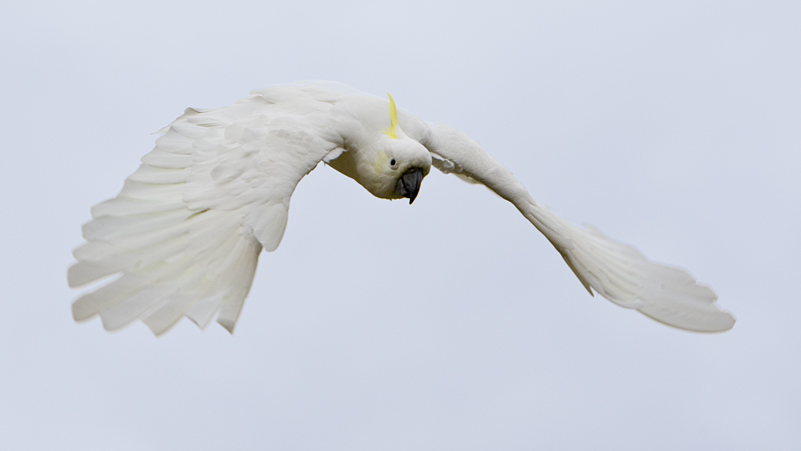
[425,123,734,333]
[70,88,344,335]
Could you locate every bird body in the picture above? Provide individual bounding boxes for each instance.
[68,81,735,336]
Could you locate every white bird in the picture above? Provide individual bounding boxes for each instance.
[68,81,735,336]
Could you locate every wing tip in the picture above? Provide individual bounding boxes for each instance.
[637,306,737,334]
[217,319,237,335]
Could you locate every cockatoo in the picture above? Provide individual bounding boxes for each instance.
[68,81,735,336]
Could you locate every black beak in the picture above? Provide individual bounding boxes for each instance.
[395,167,424,204]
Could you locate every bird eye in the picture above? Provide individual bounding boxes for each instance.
[390,158,398,169]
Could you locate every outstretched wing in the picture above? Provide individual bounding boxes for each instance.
[68,87,345,335]
[423,123,735,333]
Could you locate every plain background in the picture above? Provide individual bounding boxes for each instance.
[1,1,799,449]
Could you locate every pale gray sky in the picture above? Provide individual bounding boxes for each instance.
[1,1,799,449]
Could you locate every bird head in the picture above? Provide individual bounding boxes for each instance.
[325,92,432,202]
[370,93,431,204]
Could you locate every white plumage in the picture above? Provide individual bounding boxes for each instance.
[68,81,735,336]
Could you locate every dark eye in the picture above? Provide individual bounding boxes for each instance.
[390,158,397,167]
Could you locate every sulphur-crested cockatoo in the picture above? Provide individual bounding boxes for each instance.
[68,81,735,336]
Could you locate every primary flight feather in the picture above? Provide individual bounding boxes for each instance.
[68,81,735,336]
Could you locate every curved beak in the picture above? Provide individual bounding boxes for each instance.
[395,168,424,204]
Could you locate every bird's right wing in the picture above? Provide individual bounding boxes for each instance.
[68,87,348,335]
[423,123,735,333]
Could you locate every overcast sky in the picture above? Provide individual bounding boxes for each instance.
[1,1,799,450]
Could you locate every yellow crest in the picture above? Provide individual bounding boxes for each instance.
[384,93,399,139]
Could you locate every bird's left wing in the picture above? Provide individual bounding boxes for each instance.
[68,88,347,335]
[420,123,735,333]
